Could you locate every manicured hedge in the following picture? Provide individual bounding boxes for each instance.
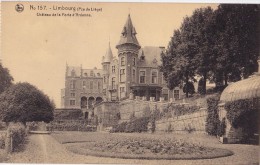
[54,109,83,120]
[205,95,220,136]
[47,120,96,132]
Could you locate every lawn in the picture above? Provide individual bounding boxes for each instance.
[51,132,233,160]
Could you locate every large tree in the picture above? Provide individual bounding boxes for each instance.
[0,63,13,94]
[213,4,259,86]
[187,7,215,94]
[0,82,54,123]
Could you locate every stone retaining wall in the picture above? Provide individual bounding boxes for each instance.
[155,109,207,133]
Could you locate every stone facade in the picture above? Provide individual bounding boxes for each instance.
[61,14,184,115]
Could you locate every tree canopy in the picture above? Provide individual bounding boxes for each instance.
[0,63,13,94]
[0,82,54,123]
[160,4,259,96]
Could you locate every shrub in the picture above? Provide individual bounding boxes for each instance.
[198,78,206,95]
[6,122,26,152]
[205,94,220,136]
[54,110,83,120]
[0,82,54,123]
[125,117,150,133]
[225,99,258,138]
[217,118,226,137]
[110,122,128,133]
[183,81,195,96]
[0,132,6,149]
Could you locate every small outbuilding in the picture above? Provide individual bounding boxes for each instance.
[218,60,260,144]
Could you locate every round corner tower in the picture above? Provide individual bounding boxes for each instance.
[116,14,141,99]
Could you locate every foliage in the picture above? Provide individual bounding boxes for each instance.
[47,120,96,132]
[66,133,233,160]
[217,117,226,137]
[0,82,55,123]
[198,78,206,95]
[110,122,128,133]
[174,104,200,117]
[160,5,259,91]
[0,132,6,149]
[125,117,150,133]
[213,5,259,85]
[183,81,195,96]
[205,95,220,136]
[6,122,26,152]
[0,63,13,94]
[224,99,257,129]
[54,109,83,120]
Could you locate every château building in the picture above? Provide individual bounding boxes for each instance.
[61,14,183,115]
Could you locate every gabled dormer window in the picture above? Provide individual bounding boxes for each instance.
[90,70,94,77]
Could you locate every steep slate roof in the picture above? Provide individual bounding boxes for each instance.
[137,46,164,67]
[67,66,102,77]
[102,42,113,63]
[116,14,140,48]
[220,74,260,102]
[82,68,102,78]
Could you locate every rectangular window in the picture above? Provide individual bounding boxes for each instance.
[132,69,135,82]
[98,81,101,90]
[104,76,106,83]
[174,90,179,99]
[120,87,125,93]
[112,77,116,89]
[70,93,75,97]
[90,81,93,89]
[120,69,125,82]
[121,57,125,66]
[152,71,158,84]
[133,58,136,66]
[70,80,76,89]
[112,66,115,73]
[70,100,76,106]
[139,71,146,84]
[82,81,86,89]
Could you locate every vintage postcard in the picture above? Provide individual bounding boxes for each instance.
[0,1,259,164]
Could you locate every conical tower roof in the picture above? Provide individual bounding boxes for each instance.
[116,14,141,49]
[103,42,113,63]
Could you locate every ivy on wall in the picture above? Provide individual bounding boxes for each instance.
[205,94,221,136]
[225,99,256,128]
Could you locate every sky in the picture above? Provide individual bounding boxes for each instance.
[1,2,218,107]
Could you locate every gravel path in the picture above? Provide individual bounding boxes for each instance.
[5,133,259,164]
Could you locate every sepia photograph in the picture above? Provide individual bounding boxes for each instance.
[0,1,259,164]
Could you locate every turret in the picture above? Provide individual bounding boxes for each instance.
[116,14,141,99]
[116,14,141,54]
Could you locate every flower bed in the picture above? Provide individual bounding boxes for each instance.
[66,136,233,160]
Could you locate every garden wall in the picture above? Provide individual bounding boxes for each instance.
[119,98,208,133]
[94,101,120,130]
[155,108,207,133]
